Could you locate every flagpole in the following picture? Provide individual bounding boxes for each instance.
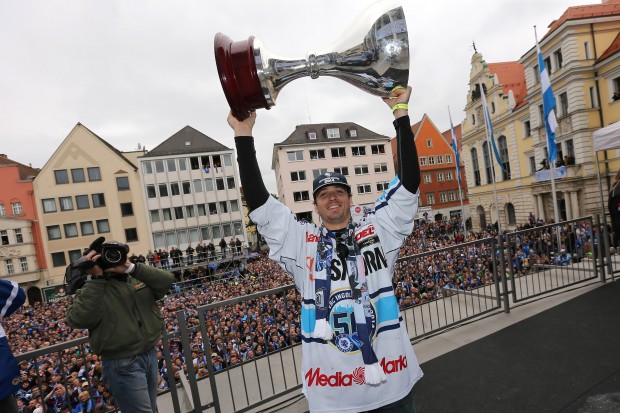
[535,27,562,250]
[479,81,502,234]
[448,106,467,238]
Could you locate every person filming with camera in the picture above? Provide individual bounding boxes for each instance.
[66,238,174,413]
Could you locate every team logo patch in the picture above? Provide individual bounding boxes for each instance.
[335,335,354,352]
[328,289,377,354]
[315,288,325,309]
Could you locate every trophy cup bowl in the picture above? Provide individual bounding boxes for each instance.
[214,1,409,120]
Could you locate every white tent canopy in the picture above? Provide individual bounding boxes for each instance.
[593,120,620,151]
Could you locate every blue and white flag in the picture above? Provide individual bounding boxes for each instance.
[536,41,558,163]
[448,108,461,185]
[479,82,505,171]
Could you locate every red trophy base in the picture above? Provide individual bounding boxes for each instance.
[214,33,270,121]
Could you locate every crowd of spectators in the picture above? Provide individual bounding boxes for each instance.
[3,214,599,411]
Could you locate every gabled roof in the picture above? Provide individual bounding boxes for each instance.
[597,30,620,63]
[441,122,463,151]
[546,0,620,38]
[142,126,230,158]
[0,155,40,181]
[76,123,138,170]
[275,122,389,147]
[487,62,527,106]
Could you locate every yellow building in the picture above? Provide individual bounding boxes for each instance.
[463,0,620,231]
[33,123,151,286]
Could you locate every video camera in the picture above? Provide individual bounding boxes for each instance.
[64,237,130,294]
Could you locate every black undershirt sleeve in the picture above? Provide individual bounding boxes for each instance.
[234,136,270,211]
[393,115,420,194]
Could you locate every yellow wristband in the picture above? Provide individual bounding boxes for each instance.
[390,85,405,92]
[392,103,408,112]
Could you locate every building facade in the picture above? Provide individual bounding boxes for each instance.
[139,126,247,253]
[33,123,152,286]
[272,122,394,224]
[392,115,470,223]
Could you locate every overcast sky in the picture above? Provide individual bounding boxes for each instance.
[0,0,597,192]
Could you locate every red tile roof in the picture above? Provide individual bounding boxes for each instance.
[546,0,620,38]
[597,30,620,63]
[0,155,39,181]
[487,62,527,106]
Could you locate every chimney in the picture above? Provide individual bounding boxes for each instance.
[0,154,7,158]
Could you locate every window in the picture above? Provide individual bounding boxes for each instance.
[584,41,590,60]
[219,201,229,213]
[446,171,454,180]
[11,202,24,215]
[554,49,563,70]
[544,56,552,73]
[193,179,203,193]
[471,148,481,186]
[524,120,531,137]
[331,147,346,158]
[377,182,389,191]
[212,155,222,171]
[197,204,207,216]
[538,105,544,127]
[47,225,61,240]
[471,113,476,125]
[566,139,575,158]
[424,174,432,183]
[216,178,225,191]
[307,131,317,140]
[167,159,176,172]
[179,158,187,170]
[371,144,385,155]
[223,223,232,238]
[313,168,327,179]
[208,203,218,215]
[162,208,172,221]
[51,252,66,267]
[233,221,243,236]
[427,139,432,148]
[293,191,310,202]
[14,229,23,243]
[589,87,599,108]
[420,157,427,166]
[76,195,90,209]
[491,102,496,114]
[348,129,358,137]
[354,165,369,175]
[59,197,73,211]
[334,166,349,175]
[189,157,200,170]
[529,156,537,175]
[182,181,192,195]
[449,192,456,201]
[506,203,517,225]
[374,163,388,173]
[310,149,325,159]
[326,128,340,139]
[155,160,165,173]
[482,142,493,184]
[19,257,28,272]
[533,65,540,84]
[174,207,184,219]
[68,250,82,263]
[497,136,511,180]
[142,161,153,174]
[290,171,306,182]
[440,193,448,203]
[71,168,85,183]
[147,185,157,198]
[120,202,134,216]
[426,193,435,205]
[230,200,239,212]
[150,210,161,223]
[226,176,236,189]
[5,259,14,274]
[64,223,78,238]
[437,173,444,182]
[96,219,110,233]
[170,182,180,196]
[446,154,453,164]
[287,150,304,162]
[116,176,130,191]
[87,167,101,181]
[54,170,69,184]
[0,204,5,216]
[357,184,371,194]
[200,226,210,241]
[559,92,568,116]
[437,155,443,164]
[125,228,138,242]
[205,178,214,192]
[42,198,57,213]
[92,193,106,208]
[223,154,232,167]
[428,156,435,165]
[352,146,366,156]
[80,221,94,235]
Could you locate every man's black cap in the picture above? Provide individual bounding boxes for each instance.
[312,172,351,197]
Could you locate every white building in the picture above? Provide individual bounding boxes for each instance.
[272,122,395,224]
[139,126,247,252]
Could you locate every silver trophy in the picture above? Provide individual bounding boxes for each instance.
[215,1,409,120]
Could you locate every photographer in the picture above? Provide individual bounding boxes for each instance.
[66,242,174,413]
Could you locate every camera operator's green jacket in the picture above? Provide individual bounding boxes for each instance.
[66,264,174,360]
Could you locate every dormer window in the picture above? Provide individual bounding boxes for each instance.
[348,129,358,137]
[326,128,340,139]
[307,131,317,140]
